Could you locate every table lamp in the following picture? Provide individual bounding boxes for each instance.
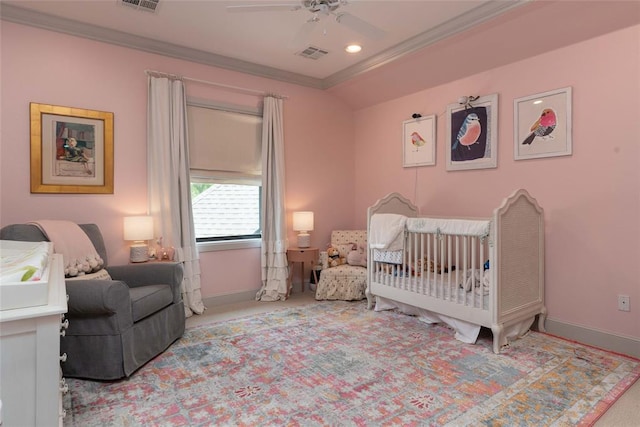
[124,216,154,262]
[293,211,314,248]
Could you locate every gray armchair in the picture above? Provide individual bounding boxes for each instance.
[0,223,185,380]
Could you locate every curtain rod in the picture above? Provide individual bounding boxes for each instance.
[145,70,288,99]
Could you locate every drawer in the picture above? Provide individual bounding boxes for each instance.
[287,248,318,262]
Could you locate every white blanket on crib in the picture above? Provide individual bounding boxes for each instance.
[375,295,535,348]
[461,268,491,294]
[407,217,490,237]
[369,214,406,251]
[375,296,481,344]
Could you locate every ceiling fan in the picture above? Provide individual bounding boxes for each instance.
[227,0,385,50]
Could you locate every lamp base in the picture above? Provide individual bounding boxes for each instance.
[130,244,149,263]
[297,233,310,248]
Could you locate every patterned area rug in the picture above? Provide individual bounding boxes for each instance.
[64,301,639,426]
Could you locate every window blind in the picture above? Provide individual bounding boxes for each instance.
[187,105,262,185]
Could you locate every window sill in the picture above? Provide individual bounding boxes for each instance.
[197,238,261,253]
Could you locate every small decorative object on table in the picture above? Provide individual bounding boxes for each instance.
[155,237,175,261]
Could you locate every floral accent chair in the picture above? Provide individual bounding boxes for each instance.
[315,230,367,301]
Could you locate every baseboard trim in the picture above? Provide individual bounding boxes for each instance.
[545,318,640,359]
[202,290,259,308]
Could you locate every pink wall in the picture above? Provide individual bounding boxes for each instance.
[352,25,640,339]
[0,22,355,298]
[2,20,638,341]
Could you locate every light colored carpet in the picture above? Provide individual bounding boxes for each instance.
[63,291,639,426]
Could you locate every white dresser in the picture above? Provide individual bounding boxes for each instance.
[0,254,68,426]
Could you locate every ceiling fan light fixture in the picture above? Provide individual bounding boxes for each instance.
[345,44,362,53]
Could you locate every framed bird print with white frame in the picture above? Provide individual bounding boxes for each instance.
[403,114,436,167]
[514,86,572,160]
[446,93,498,171]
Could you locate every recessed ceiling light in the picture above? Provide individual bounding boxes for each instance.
[345,44,362,53]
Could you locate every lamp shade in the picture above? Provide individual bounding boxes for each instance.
[293,211,314,248]
[293,211,314,232]
[123,216,154,241]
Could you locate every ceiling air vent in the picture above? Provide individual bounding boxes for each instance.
[120,0,160,13]
[296,46,329,60]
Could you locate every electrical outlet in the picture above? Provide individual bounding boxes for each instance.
[618,295,630,312]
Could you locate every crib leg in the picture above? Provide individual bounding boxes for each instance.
[491,324,504,354]
[366,289,374,310]
[538,306,548,332]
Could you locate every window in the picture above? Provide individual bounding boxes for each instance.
[187,101,262,246]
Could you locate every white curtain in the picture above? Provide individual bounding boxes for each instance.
[256,96,289,301]
[147,75,205,317]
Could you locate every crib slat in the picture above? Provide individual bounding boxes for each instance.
[455,236,460,303]
[472,236,476,307]
[419,233,424,295]
[427,233,432,296]
[439,233,443,298]
[480,238,485,308]
[415,233,420,293]
[436,235,440,298]
[463,236,468,303]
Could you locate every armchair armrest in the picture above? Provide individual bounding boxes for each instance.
[107,262,183,304]
[65,280,133,326]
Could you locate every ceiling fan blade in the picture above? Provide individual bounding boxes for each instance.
[288,19,318,50]
[335,12,385,40]
[227,4,301,13]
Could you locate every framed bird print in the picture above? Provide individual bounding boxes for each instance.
[403,114,436,167]
[514,87,572,160]
[446,93,498,171]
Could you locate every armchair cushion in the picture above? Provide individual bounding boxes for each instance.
[129,284,174,322]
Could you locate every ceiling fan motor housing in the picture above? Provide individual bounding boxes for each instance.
[304,0,345,14]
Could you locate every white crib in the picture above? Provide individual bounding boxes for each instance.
[366,189,546,354]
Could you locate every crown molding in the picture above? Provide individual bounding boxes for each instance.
[322,0,530,88]
[0,3,324,89]
[1,1,529,91]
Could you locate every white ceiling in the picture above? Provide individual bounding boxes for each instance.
[2,1,639,109]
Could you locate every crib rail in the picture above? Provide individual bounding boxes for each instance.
[371,229,491,311]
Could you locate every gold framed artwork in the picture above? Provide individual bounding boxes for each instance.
[446,94,498,171]
[403,114,436,167]
[30,102,114,194]
[514,87,572,160]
